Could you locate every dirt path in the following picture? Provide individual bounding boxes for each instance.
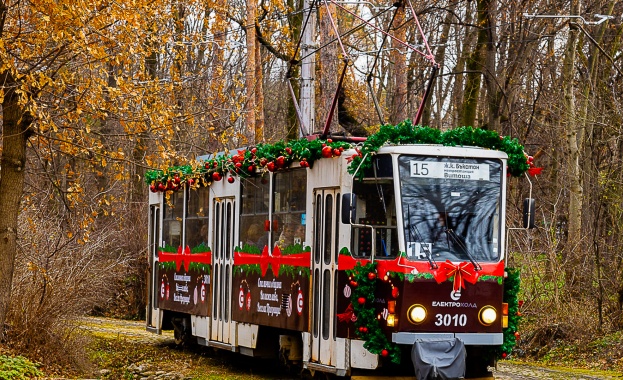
[81,317,623,380]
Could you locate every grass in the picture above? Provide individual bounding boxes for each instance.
[0,355,43,380]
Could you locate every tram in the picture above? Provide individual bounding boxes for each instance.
[145,123,533,379]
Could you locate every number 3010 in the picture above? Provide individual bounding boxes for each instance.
[434,313,467,327]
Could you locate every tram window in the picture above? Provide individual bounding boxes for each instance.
[162,190,184,249]
[350,181,398,258]
[335,195,340,265]
[322,270,331,340]
[240,176,270,250]
[273,169,307,250]
[323,195,333,265]
[185,186,210,250]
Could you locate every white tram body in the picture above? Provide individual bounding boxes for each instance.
[147,143,517,377]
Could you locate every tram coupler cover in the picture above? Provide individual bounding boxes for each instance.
[411,338,466,379]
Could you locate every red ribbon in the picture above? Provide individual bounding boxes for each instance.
[433,260,479,292]
[337,304,354,323]
[159,245,212,272]
[234,245,311,277]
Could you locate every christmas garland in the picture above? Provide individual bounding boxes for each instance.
[346,261,401,364]
[145,123,535,192]
[498,267,521,359]
[347,121,530,178]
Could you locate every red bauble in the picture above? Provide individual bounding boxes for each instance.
[251,147,257,154]
[276,156,286,167]
[367,272,377,280]
[381,349,389,357]
[212,172,222,181]
[157,183,166,192]
[173,175,181,184]
[350,280,358,287]
[391,287,399,298]
[502,352,507,359]
[188,178,195,186]
[248,165,255,173]
[259,158,268,166]
[267,162,276,172]
[285,147,293,155]
[321,146,333,158]
[227,177,235,183]
[150,184,157,193]
[514,331,520,340]
[333,148,341,156]
[235,162,242,168]
[357,297,366,305]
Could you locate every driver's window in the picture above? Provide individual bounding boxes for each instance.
[350,181,398,258]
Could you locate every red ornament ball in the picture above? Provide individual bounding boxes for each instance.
[321,146,333,158]
[391,287,399,298]
[212,172,222,181]
[227,177,235,183]
[276,156,286,167]
[381,349,389,357]
[367,272,377,280]
[502,352,507,359]
[357,297,366,305]
[350,281,358,287]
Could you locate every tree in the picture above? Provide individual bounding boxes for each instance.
[0,0,243,335]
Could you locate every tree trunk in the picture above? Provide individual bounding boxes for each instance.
[389,6,407,125]
[562,0,582,294]
[461,0,489,128]
[254,42,265,143]
[0,77,31,334]
[245,0,257,141]
[318,2,339,133]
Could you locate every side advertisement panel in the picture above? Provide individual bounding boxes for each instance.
[231,244,311,331]
[157,245,212,316]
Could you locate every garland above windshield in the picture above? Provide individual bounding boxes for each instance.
[348,121,530,178]
[145,122,535,192]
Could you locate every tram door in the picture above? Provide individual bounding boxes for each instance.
[311,188,340,365]
[211,197,235,343]
[147,204,161,330]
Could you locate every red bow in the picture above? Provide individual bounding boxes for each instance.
[337,304,355,323]
[234,245,310,277]
[433,260,479,292]
[159,246,212,272]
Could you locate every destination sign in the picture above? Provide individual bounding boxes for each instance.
[410,161,490,181]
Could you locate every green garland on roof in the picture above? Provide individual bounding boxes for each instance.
[145,121,530,192]
[347,121,529,178]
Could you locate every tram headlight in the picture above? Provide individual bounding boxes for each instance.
[407,304,427,324]
[479,306,498,326]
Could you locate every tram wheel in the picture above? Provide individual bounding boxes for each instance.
[171,316,192,346]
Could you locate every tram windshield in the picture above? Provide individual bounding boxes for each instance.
[398,155,503,263]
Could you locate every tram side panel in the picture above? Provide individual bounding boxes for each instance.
[231,259,311,331]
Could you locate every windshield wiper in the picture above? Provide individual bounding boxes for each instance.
[444,229,482,271]
[407,205,438,270]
